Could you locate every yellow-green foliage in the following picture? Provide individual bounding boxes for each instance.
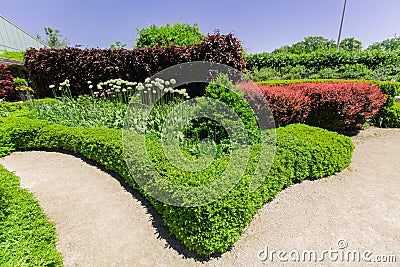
[0,51,24,62]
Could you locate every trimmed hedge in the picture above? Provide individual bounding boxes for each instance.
[378,102,400,127]
[238,81,311,127]
[257,79,400,93]
[256,79,400,128]
[255,82,386,130]
[0,117,354,255]
[25,33,246,98]
[257,78,355,86]
[245,49,400,72]
[301,82,385,130]
[0,165,63,266]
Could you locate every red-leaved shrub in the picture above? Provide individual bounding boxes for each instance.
[300,82,386,130]
[257,84,311,127]
[25,34,246,98]
[255,82,386,130]
[0,64,15,100]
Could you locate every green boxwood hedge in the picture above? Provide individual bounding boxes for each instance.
[0,117,354,255]
[0,165,63,266]
[245,49,400,73]
[378,102,400,127]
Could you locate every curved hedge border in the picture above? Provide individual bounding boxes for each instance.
[0,165,63,266]
[0,117,354,255]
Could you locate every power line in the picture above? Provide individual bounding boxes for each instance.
[337,0,348,50]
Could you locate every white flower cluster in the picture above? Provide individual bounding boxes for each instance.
[60,79,70,87]
[49,79,70,91]
[136,78,189,99]
[96,78,137,92]
[49,79,70,90]
[93,78,137,97]
[87,80,93,89]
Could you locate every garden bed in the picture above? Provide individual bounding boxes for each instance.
[0,116,354,255]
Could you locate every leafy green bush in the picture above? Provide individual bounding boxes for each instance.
[311,67,341,79]
[310,64,376,80]
[271,36,362,54]
[0,101,27,117]
[12,77,27,87]
[0,183,7,220]
[0,117,353,255]
[375,102,400,127]
[248,64,377,81]
[272,36,336,54]
[277,124,354,178]
[186,75,262,145]
[245,67,281,82]
[135,23,204,48]
[245,49,400,79]
[367,36,400,51]
[369,80,400,97]
[0,165,63,266]
[338,64,376,79]
[256,79,349,86]
[280,65,309,80]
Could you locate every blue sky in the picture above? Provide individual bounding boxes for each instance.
[2,0,400,53]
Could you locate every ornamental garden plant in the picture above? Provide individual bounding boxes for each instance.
[0,71,357,256]
[0,26,398,261]
[0,70,359,256]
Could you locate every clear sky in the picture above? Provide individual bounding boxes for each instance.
[1,0,400,53]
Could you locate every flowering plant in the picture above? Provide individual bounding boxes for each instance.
[15,85,34,93]
[93,77,189,105]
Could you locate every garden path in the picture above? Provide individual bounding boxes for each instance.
[1,127,399,267]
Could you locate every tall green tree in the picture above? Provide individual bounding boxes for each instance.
[134,22,204,48]
[339,37,362,51]
[367,37,400,51]
[272,36,336,54]
[37,27,69,48]
[110,41,126,50]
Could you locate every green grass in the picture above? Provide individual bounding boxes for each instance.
[0,51,25,62]
[0,165,63,266]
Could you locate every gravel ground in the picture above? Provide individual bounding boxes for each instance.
[0,127,399,267]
